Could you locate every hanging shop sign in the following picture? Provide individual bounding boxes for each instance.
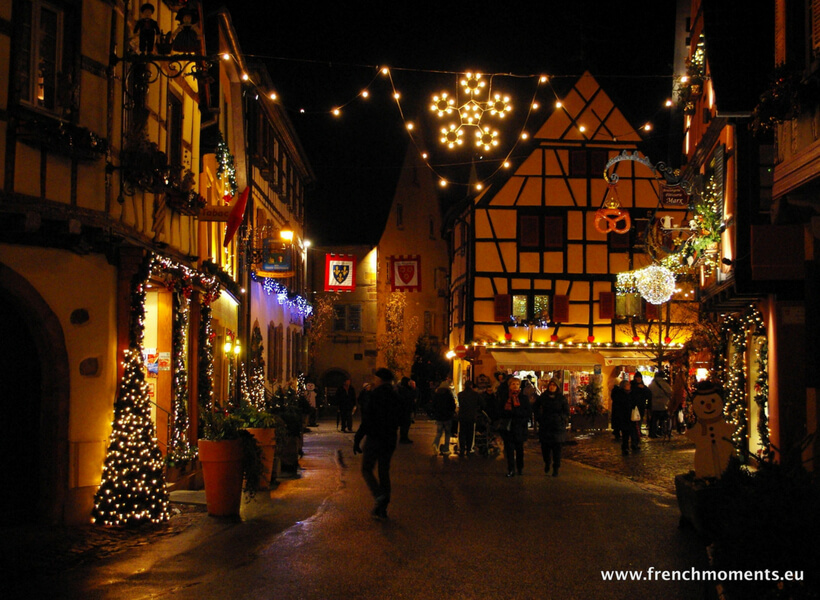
[256,238,294,278]
[324,253,356,292]
[198,205,233,221]
[661,185,689,206]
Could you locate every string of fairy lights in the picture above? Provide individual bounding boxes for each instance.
[219,51,677,190]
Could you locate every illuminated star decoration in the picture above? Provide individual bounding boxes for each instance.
[432,72,512,151]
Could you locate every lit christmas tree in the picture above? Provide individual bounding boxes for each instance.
[93,265,171,526]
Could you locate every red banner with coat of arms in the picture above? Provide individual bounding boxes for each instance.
[389,255,421,292]
[324,254,356,292]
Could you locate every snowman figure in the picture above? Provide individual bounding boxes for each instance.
[685,383,735,478]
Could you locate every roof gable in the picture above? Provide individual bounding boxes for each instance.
[534,72,642,143]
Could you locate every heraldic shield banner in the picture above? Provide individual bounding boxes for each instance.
[324,254,356,292]
[389,255,421,292]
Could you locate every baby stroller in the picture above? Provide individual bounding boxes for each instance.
[474,410,500,457]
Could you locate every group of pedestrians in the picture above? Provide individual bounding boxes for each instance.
[610,371,679,456]
[428,373,569,478]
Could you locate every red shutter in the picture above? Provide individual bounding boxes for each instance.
[599,292,615,319]
[544,216,564,249]
[494,294,512,322]
[645,302,659,321]
[552,294,569,323]
[519,215,540,248]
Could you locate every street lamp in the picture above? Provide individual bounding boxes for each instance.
[223,334,241,407]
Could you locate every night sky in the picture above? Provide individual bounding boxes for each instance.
[214,1,678,245]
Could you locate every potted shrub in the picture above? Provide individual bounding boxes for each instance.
[198,411,262,516]
[236,403,285,489]
[570,381,609,431]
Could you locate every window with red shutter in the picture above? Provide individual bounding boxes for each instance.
[518,215,540,248]
[494,294,512,322]
[544,216,564,249]
[552,294,569,323]
[644,301,659,321]
[599,292,615,319]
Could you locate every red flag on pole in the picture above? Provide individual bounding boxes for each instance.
[223,187,249,246]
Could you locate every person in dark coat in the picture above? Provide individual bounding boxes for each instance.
[630,373,652,437]
[610,378,631,441]
[431,378,456,455]
[496,377,532,477]
[532,378,569,476]
[335,378,357,432]
[353,368,401,520]
[456,381,482,456]
[397,377,417,444]
[621,379,642,455]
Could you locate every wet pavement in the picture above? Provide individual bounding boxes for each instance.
[5,416,698,597]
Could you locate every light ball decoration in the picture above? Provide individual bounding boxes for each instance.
[635,265,676,305]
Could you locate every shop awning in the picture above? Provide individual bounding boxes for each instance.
[489,347,656,370]
[490,350,600,372]
[598,348,656,366]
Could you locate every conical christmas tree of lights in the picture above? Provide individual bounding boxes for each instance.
[92,261,171,526]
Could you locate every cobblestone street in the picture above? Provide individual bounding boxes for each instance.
[563,428,696,496]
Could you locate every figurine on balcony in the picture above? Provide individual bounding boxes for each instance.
[134,3,160,54]
[171,7,201,53]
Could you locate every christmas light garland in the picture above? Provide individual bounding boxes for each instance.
[251,271,313,317]
[215,133,237,198]
[716,306,768,454]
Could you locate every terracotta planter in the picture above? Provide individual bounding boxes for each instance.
[278,434,302,471]
[245,428,277,489]
[197,439,244,516]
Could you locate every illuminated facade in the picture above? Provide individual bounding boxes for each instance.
[444,72,696,406]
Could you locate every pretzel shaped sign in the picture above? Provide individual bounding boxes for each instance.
[594,208,631,234]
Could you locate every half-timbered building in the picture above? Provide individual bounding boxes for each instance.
[445,72,695,409]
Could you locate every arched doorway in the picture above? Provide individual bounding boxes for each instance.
[0,263,70,525]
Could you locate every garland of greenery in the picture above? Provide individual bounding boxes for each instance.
[753,337,770,451]
[716,306,767,456]
[166,284,195,468]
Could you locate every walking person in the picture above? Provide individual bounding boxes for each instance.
[630,373,651,437]
[335,378,357,433]
[496,377,532,477]
[456,381,482,456]
[397,377,417,444]
[431,377,456,455]
[648,371,673,438]
[353,368,402,520]
[620,379,641,455]
[610,378,630,441]
[533,378,569,476]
